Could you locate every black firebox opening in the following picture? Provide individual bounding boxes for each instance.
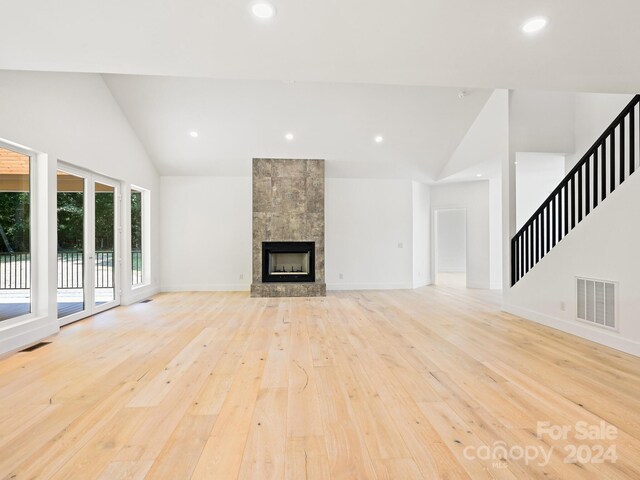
[262,241,315,283]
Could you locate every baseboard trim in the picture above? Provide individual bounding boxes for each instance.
[502,303,640,357]
[161,284,251,292]
[0,316,59,357]
[163,282,416,292]
[122,285,161,305]
[327,282,414,291]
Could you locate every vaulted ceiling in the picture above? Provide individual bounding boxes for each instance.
[2,0,637,180]
[1,1,639,92]
[103,75,490,180]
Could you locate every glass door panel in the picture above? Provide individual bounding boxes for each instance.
[95,182,116,308]
[0,146,31,321]
[57,170,86,319]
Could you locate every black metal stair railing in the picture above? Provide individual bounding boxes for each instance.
[511,94,640,286]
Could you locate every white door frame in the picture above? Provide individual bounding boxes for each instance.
[57,162,122,326]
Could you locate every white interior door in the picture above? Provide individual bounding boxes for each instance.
[57,164,121,326]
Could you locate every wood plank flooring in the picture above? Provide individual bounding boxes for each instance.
[1,285,640,479]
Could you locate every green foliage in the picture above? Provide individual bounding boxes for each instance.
[95,192,114,250]
[131,191,142,250]
[57,192,84,251]
[0,189,121,254]
[57,192,115,251]
[0,192,30,253]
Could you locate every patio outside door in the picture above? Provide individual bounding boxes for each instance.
[57,165,120,326]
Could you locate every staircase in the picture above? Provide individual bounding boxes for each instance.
[511,94,640,286]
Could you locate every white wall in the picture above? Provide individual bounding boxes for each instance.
[503,90,640,355]
[326,178,414,290]
[566,93,635,171]
[489,177,503,289]
[160,176,422,292]
[504,89,576,296]
[504,169,640,356]
[509,90,575,154]
[515,152,566,229]
[435,209,466,273]
[412,181,430,288]
[0,70,160,355]
[431,181,490,288]
[160,176,252,291]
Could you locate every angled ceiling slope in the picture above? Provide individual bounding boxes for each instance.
[103,75,491,180]
[438,89,509,182]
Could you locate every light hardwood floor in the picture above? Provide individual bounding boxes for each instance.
[1,286,640,479]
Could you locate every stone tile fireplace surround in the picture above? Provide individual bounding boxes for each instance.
[250,158,326,297]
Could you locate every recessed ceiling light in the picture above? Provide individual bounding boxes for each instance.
[190,131,199,138]
[285,132,294,141]
[522,17,548,34]
[374,135,384,143]
[251,1,276,19]
[476,173,483,177]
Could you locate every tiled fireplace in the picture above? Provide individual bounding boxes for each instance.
[251,158,326,297]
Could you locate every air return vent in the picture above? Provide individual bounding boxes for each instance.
[576,277,616,329]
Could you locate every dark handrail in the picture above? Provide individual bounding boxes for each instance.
[512,94,640,285]
[514,94,640,240]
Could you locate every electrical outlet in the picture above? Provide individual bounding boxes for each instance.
[560,301,566,311]
[239,273,244,280]
[339,273,344,279]
[398,242,404,249]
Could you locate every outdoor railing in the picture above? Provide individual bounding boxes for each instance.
[58,251,85,289]
[95,251,114,288]
[0,250,142,289]
[0,253,30,289]
[132,250,143,285]
[59,251,116,289]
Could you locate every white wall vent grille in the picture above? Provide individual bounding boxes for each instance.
[576,277,616,329]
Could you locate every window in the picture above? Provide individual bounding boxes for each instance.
[0,146,32,321]
[131,188,143,285]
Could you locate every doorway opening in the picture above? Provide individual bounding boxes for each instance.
[434,208,467,287]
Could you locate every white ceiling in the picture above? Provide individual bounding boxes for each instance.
[3,1,636,181]
[1,1,639,93]
[103,75,491,180]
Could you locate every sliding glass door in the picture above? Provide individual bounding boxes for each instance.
[57,165,120,325]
